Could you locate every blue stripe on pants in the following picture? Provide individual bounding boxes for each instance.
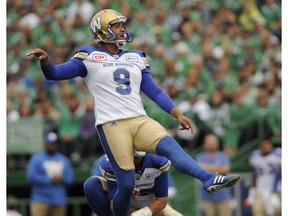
[97,125,135,216]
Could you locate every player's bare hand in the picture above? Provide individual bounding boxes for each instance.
[178,115,195,134]
[26,48,50,66]
[132,187,140,199]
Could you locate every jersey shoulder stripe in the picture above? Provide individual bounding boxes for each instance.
[72,45,99,60]
[159,160,171,173]
[72,52,88,60]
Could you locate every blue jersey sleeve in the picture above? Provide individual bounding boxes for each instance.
[41,58,87,80]
[40,45,98,80]
[145,154,170,172]
[141,68,176,114]
[153,171,169,198]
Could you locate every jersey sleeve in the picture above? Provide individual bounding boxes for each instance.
[149,154,171,173]
[144,154,170,198]
[140,68,176,114]
[41,45,98,80]
[153,169,169,198]
[41,59,87,80]
[41,45,92,80]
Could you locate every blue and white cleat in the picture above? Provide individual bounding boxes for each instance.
[204,174,240,193]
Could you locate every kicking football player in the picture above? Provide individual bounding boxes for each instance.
[26,9,240,216]
[84,151,182,216]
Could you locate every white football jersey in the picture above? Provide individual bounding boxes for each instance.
[249,149,281,193]
[73,46,149,126]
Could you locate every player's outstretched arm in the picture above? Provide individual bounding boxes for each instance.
[26,48,87,80]
[26,48,50,67]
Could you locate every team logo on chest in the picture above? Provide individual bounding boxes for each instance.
[145,172,157,180]
[92,54,107,61]
[125,55,139,63]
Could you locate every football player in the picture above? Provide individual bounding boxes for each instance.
[245,138,281,216]
[84,151,182,216]
[26,9,240,216]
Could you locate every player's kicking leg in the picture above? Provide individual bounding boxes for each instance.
[156,136,240,193]
[133,118,240,194]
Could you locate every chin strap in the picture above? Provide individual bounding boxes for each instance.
[116,42,126,48]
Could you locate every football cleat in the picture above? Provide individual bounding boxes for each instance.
[204,174,240,193]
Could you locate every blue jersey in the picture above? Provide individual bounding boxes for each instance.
[26,151,74,205]
[96,153,170,208]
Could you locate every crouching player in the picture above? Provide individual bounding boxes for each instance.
[83,151,182,216]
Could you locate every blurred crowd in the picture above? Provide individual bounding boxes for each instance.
[7,0,281,159]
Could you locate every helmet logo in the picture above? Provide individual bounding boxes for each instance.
[91,16,102,32]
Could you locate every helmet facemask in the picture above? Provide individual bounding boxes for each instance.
[106,21,134,47]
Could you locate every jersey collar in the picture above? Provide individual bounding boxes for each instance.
[97,48,126,59]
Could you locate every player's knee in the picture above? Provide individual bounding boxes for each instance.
[83,176,102,195]
[117,170,135,193]
[118,176,135,192]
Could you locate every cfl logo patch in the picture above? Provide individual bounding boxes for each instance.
[213,176,225,184]
[93,54,107,61]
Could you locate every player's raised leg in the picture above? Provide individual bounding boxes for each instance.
[133,117,240,193]
[156,136,240,193]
